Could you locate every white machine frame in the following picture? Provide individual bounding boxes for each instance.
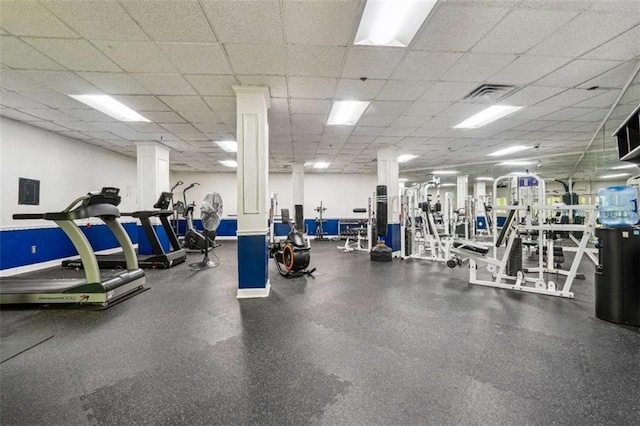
[338,196,374,253]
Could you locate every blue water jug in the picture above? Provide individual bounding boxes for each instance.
[597,185,639,226]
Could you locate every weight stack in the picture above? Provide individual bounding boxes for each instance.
[506,237,523,277]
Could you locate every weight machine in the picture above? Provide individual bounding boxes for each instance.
[337,196,374,253]
[314,201,328,240]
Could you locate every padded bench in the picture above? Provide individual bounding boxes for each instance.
[453,240,491,256]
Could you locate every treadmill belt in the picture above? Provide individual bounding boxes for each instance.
[0,278,87,293]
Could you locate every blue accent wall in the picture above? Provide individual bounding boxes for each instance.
[137,224,170,255]
[173,218,342,237]
[0,222,138,270]
[383,223,401,252]
[237,234,268,289]
[305,218,339,236]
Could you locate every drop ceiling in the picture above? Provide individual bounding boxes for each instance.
[0,0,639,179]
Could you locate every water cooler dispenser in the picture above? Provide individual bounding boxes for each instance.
[595,186,640,326]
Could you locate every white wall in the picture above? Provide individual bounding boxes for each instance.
[170,171,378,219]
[0,118,138,228]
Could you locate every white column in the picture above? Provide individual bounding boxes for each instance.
[457,175,468,211]
[234,85,271,298]
[377,147,400,251]
[135,142,170,210]
[292,162,304,228]
[474,181,486,215]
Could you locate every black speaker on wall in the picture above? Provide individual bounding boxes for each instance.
[18,177,40,205]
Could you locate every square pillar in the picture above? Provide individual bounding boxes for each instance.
[292,163,304,231]
[457,175,468,210]
[377,147,400,252]
[234,86,271,298]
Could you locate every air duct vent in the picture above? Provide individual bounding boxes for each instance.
[463,84,517,103]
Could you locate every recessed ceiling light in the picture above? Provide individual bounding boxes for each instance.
[498,160,535,166]
[216,140,237,153]
[488,145,531,157]
[68,94,149,122]
[313,162,331,169]
[398,154,417,163]
[611,164,638,170]
[440,183,456,187]
[354,0,438,47]
[476,177,494,181]
[454,105,523,129]
[399,178,409,182]
[327,101,370,125]
[600,173,630,179]
[432,170,458,175]
[509,172,528,176]
[219,160,237,168]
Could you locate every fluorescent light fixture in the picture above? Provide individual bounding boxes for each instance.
[313,162,331,169]
[611,164,638,170]
[68,95,149,122]
[509,172,528,176]
[216,140,237,153]
[476,177,494,181]
[488,145,531,157]
[440,183,456,187]
[600,173,630,179]
[399,178,409,182]
[219,160,237,168]
[327,101,370,125]
[454,105,523,129]
[498,160,534,166]
[354,0,438,47]
[432,170,458,175]
[398,154,417,163]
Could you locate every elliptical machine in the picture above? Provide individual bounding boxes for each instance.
[181,183,217,252]
[268,196,315,277]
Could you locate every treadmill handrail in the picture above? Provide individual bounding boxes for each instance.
[13,203,121,221]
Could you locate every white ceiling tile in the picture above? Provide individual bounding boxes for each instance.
[177,132,209,141]
[334,79,385,100]
[578,61,639,89]
[346,135,375,144]
[120,0,216,42]
[365,101,411,116]
[203,96,236,113]
[133,74,196,96]
[536,88,608,107]
[357,114,397,127]
[0,1,78,37]
[472,9,578,54]
[404,101,450,116]
[352,126,384,137]
[24,38,121,72]
[376,81,430,101]
[193,122,230,134]
[184,75,237,96]
[288,77,337,99]
[0,69,49,92]
[93,41,177,73]
[58,131,94,140]
[529,11,640,57]
[269,98,289,114]
[139,111,186,123]
[160,123,199,134]
[380,127,415,137]
[412,4,509,52]
[158,43,232,74]
[441,53,517,83]
[392,51,462,81]
[503,86,565,106]
[29,121,72,132]
[283,0,360,46]
[77,72,149,95]
[489,55,571,85]
[342,48,405,79]
[518,0,594,10]
[290,99,331,115]
[0,92,47,108]
[584,26,640,61]
[535,59,624,88]
[179,109,220,124]
[63,108,116,122]
[419,82,477,102]
[54,121,103,132]
[291,114,325,134]
[112,95,170,112]
[41,0,148,41]
[567,109,608,123]
[237,75,287,98]
[225,44,285,75]
[24,70,100,95]
[538,107,600,121]
[572,90,621,108]
[201,0,282,44]
[17,107,80,122]
[392,115,430,128]
[0,36,66,70]
[0,108,42,121]
[287,45,346,78]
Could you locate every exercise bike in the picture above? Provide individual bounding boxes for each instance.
[181,183,217,252]
[270,208,315,277]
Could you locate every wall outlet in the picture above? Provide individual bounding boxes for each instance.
[31,245,36,254]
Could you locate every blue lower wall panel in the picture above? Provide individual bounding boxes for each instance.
[383,223,401,252]
[497,216,507,227]
[0,222,138,270]
[477,217,487,230]
[305,219,339,236]
[237,234,268,289]
[138,224,170,255]
[172,218,343,238]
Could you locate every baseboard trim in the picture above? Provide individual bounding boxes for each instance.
[236,280,271,299]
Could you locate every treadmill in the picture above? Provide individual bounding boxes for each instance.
[0,187,145,306]
[61,192,187,270]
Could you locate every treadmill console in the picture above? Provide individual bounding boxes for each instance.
[153,192,173,210]
[84,187,121,207]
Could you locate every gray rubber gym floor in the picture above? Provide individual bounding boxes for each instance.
[1,240,639,425]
